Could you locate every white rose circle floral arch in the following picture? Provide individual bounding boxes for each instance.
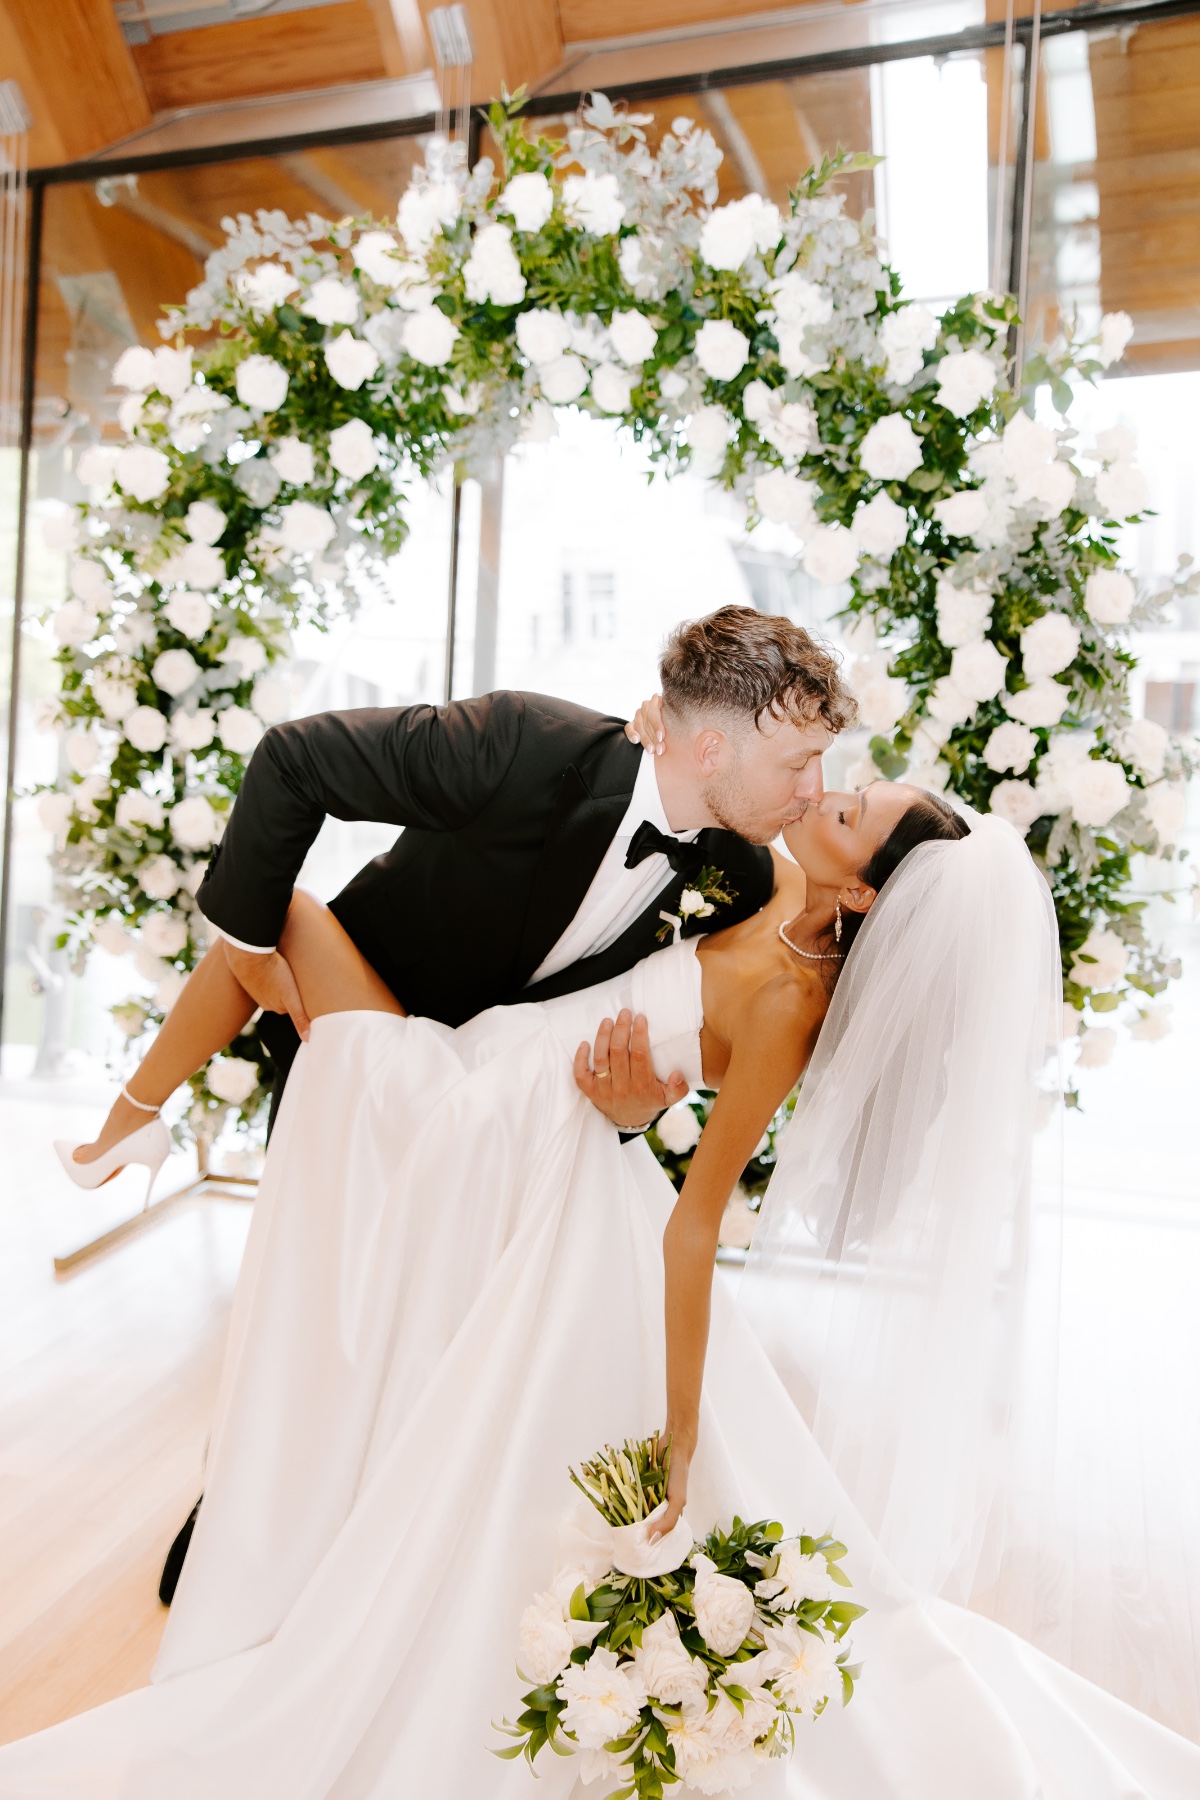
[36,93,1194,1144]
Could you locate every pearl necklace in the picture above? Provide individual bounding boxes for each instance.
[777,921,843,962]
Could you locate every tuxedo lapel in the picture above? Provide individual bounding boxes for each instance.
[514,731,641,984]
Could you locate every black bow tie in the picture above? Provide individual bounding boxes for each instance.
[625,819,703,876]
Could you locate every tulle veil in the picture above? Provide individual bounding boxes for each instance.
[736,808,1200,1739]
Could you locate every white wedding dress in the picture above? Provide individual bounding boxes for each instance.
[2,938,1197,1799]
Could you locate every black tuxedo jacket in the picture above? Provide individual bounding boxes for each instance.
[198,691,774,1033]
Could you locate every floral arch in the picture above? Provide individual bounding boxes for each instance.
[36,94,1193,1137]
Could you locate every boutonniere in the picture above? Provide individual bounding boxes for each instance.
[657,866,738,943]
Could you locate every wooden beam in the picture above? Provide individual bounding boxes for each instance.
[130,2,389,113]
[0,0,150,164]
[558,0,816,41]
[414,0,564,104]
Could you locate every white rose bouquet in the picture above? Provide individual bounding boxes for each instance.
[496,1438,864,1798]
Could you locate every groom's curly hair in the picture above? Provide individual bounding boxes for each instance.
[660,606,857,734]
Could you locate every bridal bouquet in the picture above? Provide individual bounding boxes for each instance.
[496,1438,864,1797]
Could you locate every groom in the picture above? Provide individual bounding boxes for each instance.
[160,604,853,1600]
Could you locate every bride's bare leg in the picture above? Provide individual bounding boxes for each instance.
[278,890,405,1020]
[74,941,257,1162]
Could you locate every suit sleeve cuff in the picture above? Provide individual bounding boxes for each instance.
[203,918,277,955]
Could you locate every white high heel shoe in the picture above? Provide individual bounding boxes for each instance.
[55,1108,171,1206]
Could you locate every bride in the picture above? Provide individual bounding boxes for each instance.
[5,785,1197,1797]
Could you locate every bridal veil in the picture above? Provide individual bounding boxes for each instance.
[738,811,1200,1738]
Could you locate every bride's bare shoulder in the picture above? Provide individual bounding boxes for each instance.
[737,966,828,1060]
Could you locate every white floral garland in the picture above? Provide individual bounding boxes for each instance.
[33,94,1188,1137]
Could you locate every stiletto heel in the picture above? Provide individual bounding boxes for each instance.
[54,1116,171,1203]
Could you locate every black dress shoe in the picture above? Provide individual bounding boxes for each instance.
[159,1498,201,1605]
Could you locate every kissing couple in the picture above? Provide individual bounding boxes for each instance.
[20,604,1195,1798]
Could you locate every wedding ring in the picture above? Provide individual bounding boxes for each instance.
[596,1070,611,1079]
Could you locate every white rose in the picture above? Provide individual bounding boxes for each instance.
[216,704,264,755]
[804,523,860,588]
[278,501,336,553]
[632,1612,709,1707]
[170,707,216,753]
[397,178,460,251]
[618,234,645,289]
[251,673,290,724]
[463,221,526,306]
[1063,758,1130,828]
[353,230,404,286]
[70,556,113,608]
[752,395,816,460]
[52,599,97,649]
[162,541,224,591]
[118,392,145,433]
[935,347,997,417]
[116,445,171,503]
[933,489,989,538]
[155,968,189,1012]
[517,1592,574,1685]
[1144,783,1187,848]
[112,344,156,391]
[124,704,168,753]
[65,730,100,774]
[402,307,459,368]
[141,910,188,958]
[607,309,657,367]
[170,794,220,849]
[77,444,120,488]
[1084,568,1134,625]
[1062,1002,1083,1039]
[858,413,923,482]
[767,270,832,328]
[1070,928,1128,989]
[206,1055,260,1105]
[93,913,133,956]
[1004,678,1071,728]
[164,589,214,640]
[37,790,72,840]
[152,648,200,697]
[693,319,750,383]
[219,634,268,677]
[1097,310,1134,368]
[112,1001,149,1039]
[878,305,937,384]
[323,333,379,391]
[115,789,165,832]
[237,261,298,312]
[562,171,625,236]
[303,276,360,327]
[1031,460,1077,513]
[557,1647,644,1749]
[327,417,380,481]
[698,193,781,269]
[667,1712,752,1797]
[927,675,974,727]
[656,1102,702,1154]
[520,399,557,443]
[756,1541,838,1611]
[114,612,157,656]
[539,354,590,404]
[856,675,907,732]
[1130,1005,1172,1043]
[691,1553,756,1656]
[516,307,572,366]
[852,490,908,558]
[983,721,1037,774]
[72,773,108,822]
[1095,462,1149,518]
[1115,718,1167,781]
[774,322,828,380]
[1096,425,1137,462]
[92,671,138,722]
[989,779,1043,833]
[1077,1027,1117,1069]
[935,577,993,648]
[950,638,1007,703]
[762,1617,840,1712]
[1001,409,1056,486]
[1020,613,1080,680]
[590,362,637,415]
[184,499,226,545]
[687,405,731,455]
[754,468,818,532]
[139,854,181,900]
[270,437,316,486]
[499,170,554,232]
[235,353,289,412]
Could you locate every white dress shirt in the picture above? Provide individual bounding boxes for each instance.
[527,751,698,986]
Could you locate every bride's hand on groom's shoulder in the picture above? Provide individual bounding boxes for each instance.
[625,694,665,755]
[573,1009,687,1130]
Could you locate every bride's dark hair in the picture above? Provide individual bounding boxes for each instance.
[825,792,969,977]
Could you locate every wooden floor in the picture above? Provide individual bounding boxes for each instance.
[0,1080,251,1747]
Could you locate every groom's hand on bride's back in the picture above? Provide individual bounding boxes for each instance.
[223,943,312,1042]
[574,1010,687,1131]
